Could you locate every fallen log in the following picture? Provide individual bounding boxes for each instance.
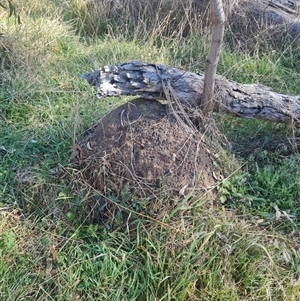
[81,60,300,127]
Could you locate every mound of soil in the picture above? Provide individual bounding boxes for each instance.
[70,98,222,198]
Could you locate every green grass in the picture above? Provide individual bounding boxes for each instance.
[1,1,300,300]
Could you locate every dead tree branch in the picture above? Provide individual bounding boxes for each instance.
[81,60,300,127]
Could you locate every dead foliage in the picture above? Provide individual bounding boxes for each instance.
[225,0,300,52]
[86,0,300,50]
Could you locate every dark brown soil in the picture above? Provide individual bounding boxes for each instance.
[70,98,222,199]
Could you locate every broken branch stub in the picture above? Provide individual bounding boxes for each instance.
[81,60,300,127]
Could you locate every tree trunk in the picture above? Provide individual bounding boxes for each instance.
[81,60,300,127]
[201,0,225,115]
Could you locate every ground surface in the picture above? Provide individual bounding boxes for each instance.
[71,98,221,198]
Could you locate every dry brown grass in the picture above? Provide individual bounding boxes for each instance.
[83,0,240,39]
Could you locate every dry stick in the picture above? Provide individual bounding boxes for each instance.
[201,0,225,115]
[162,79,197,134]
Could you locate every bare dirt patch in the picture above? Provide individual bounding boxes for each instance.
[70,98,222,199]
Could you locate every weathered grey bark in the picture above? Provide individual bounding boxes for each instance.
[81,60,300,127]
[202,0,225,115]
